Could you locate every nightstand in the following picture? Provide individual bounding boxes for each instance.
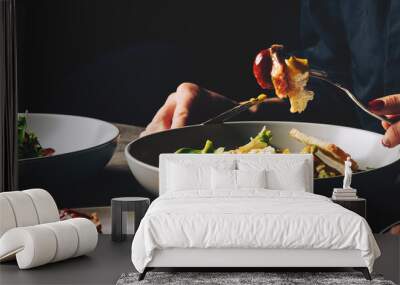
[331,198,366,219]
[111,197,150,242]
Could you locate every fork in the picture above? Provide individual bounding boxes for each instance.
[310,69,396,125]
[203,69,396,125]
[202,96,284,125]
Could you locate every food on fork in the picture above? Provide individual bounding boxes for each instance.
[270,45,289,97]
[253,48,274,89]
[253,44,314,113]
[289,128,359,177]
[284,56,314,113]
[246,93,268,103]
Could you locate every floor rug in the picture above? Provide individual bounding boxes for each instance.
[117,271,395,285]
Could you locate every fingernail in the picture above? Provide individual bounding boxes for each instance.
[368,99,384,111]
[386,114,400,119]
[381,138,391,148]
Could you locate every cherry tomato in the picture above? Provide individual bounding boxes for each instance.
[253,49,273,89]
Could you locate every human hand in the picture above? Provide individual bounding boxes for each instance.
[140,83,237,137]
[390,224,400,236]
[368,94,400,147]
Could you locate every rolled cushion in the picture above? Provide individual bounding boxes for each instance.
[0,226,57,269]
[0,191,39,227]
[65,218,98,257]
[0,218,97,269]
[0,196,17,238]
[0,189,59,238]
[43,221,79,262]
[23,189,59,224]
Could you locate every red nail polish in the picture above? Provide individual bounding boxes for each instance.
[386,114,400,120]
[368,99,384,111]
[381,138,391,147]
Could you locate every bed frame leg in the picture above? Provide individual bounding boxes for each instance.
[354,267,371,280]
[138,268,148,281]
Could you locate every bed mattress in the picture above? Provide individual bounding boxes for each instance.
[131,190,380,273]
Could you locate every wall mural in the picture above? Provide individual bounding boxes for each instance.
[1,1,400,284]
[12,1,400,234]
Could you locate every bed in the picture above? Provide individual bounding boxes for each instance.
[131,154,380,280]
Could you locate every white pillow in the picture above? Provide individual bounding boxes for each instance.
[211,168,267,190]
[238,159,308,191]
[211,169,236,190]
[167,160,235,191]
[237,169,267,189]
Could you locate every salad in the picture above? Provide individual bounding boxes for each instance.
[18,114,55,159]
[175,126,360,179]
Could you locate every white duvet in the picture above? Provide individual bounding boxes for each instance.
[131,190,380,273]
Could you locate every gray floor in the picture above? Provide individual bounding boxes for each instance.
[0,235,369,285]
[0,235,134,285]
[374,234,400,284]
[1,234,399,285]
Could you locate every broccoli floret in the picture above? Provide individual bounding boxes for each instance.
[236,126,272,153]
[175,139,217,154]
[254,126,272,144]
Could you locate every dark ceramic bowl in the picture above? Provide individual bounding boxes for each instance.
[125,121,400,198]
[18,113,119,202]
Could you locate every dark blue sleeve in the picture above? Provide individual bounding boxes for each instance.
[297,0,400,232]
[297,0,400,131]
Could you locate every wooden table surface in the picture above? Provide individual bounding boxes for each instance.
[56,123,151,208]
[108,124,144,171]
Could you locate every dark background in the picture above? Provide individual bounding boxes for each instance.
[17,0,301,126]
[13,0,400,232]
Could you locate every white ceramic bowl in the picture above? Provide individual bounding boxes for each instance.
[125,121,400,197]
[19,113,119,201]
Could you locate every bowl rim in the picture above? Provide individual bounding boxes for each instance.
[18,113,120,162]
[125,121,400,180]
